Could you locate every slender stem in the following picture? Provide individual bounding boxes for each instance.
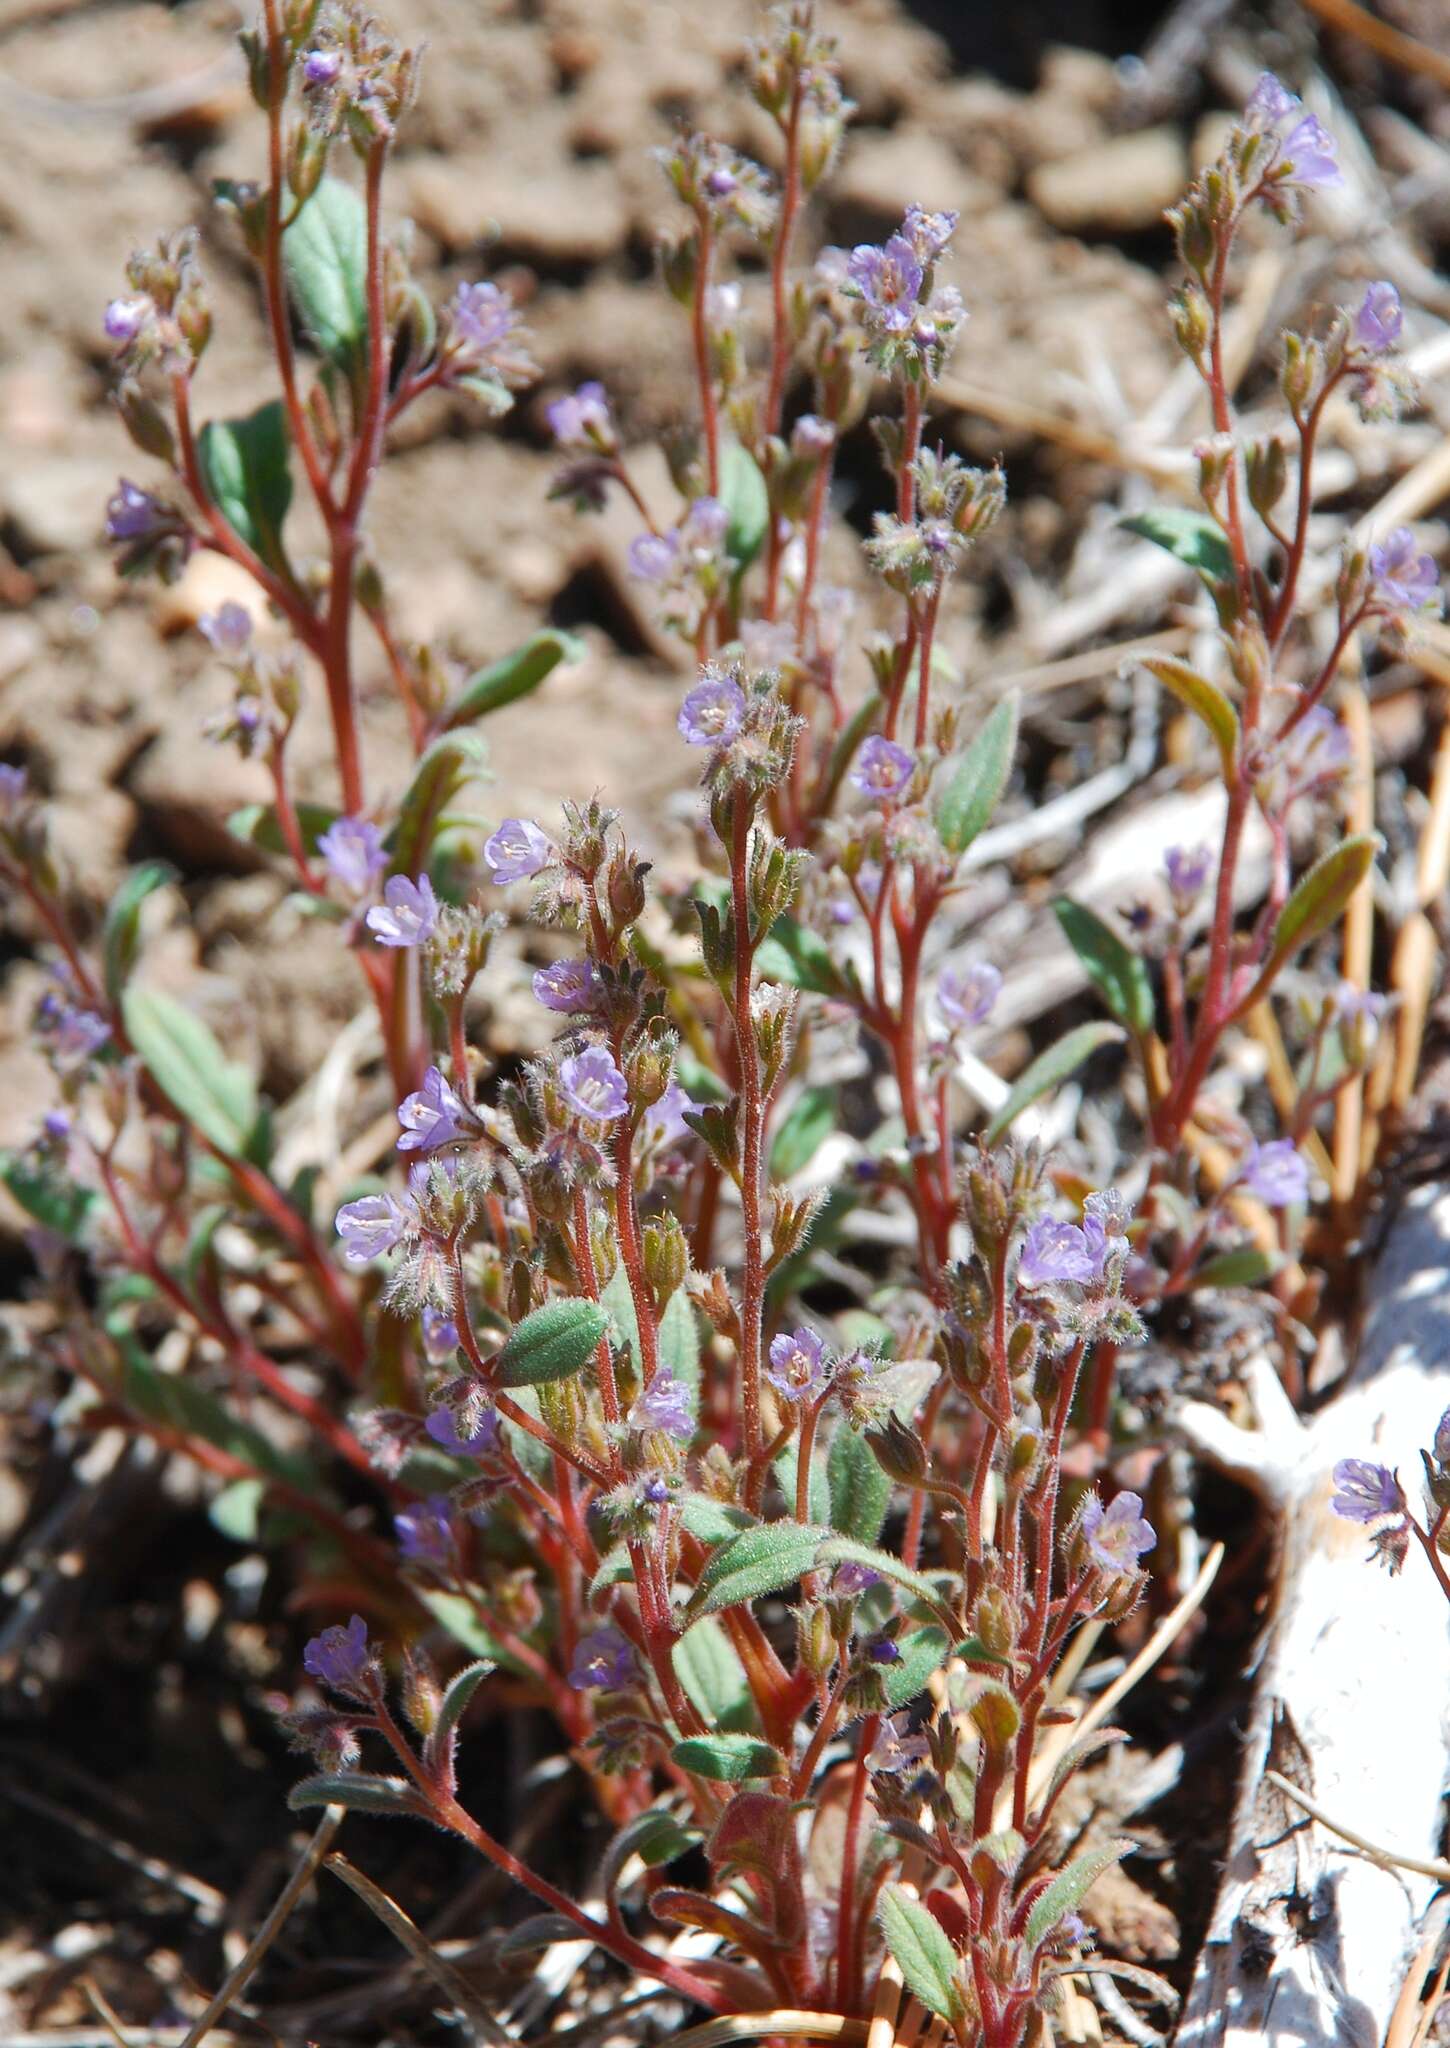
[692,211,721,498]
[763,71,806,442]
[259,0,333,517]
[729,798,767,1494]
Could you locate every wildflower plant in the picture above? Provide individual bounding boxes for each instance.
[2,6,1437,2042]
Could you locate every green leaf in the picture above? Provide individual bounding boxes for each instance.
[755,915,845,996]
[1267,835,1378,979]
[587,1542,634,1604]
[116,1334,316,1491]
[441,629,585,733]
[391,731,489,879]
[672,1733,785,1782]
[288,1773,423,1818]
[984,1021,1126,1144]
[935,693,1019,856]
[209,1477,266,1543]
[198,401,293,572]
[1140,653,1238,776]
[427,1658,494,1764]
[1121,505,1233,586]
[775,1438,830,1524]
[103,862,172,1004]
[121,986,259,1158]
[880,1626,952,1712]
[826,1424,892,1543]
[282,177,368,375]
[0,1150,97,1243]
[227,801,340,859]
[601,1808,703,1907]
[672,1616,754,1729]
[678,1493,754,1546]
[685,1519,827,1621]
[720,440,770,572]
[494,1298,609,1388]
[416,1589,528,1675]
[496,1914,585,1955]
[878,1885,964,2024]
[1195,1246,1281,1287]
[1025,1840,1130,1952]
[1053,898,1155,1037]
[770,1085,837,1181]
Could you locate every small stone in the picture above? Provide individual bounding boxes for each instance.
[153,553,267,640]
[404,157,628,266]
[1027,129,1187,235]
[834,131,992,228]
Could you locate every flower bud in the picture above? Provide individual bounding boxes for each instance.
[973,1585,1018,1660]
[866,1413,928,1487]
[116,387,176,467]
[660,232,699,308]
[1168,283,1210,364]
[643,1212,688,1308]
[1246,437,1288,520]
[1280,331,1320,417]
[798,1604,837,1680]
[400,1649,441,1736]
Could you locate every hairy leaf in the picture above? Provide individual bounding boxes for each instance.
[1121,505,1233,585]
[878,1884,965,2023]
[673,1616,754,1729]
[0,1150,97,1243]
[1140,653,1238,775]
[1267,834,1379,979]
[685,1519,827,1620]
[769,1084,837,1181]
[720,440,770,571]
[1053,898,1155,1036]
[392,730,489,878]
[985,1021,1126,1143]
[1025,1839,1130,1951]
[880,1627,953,1712]
[672,1733,785,1782]
[495,1298,609,1388]
[935,693,1018,856]
[282,178,368,374]
[102,862,173,1004]
[442,629,584,732]
[198,401,293,571]
[288,1773,423,1818]
[121,985,259,1158]
[826,1423,892,1543]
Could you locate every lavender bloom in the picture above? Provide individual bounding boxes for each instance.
[1081,1492,1155,1573]
[532,958,601,1014]
[679,670,746,747]
[766,1326,830,1403]
[425,1403,499,1456]
[105,479,166,543]
[318,815,387,896]
[1019,1218,1100,1289]
[847,235,923,336]
[450,280,515,353]
[1330,1458,1405,1523]
[303,1613,373,1695]
[104,295,151,346]
[628,532,679,582]
[1434,1409,1450,1466]
[937,961,1001,1031]
[867,1636,902,1664]
[37,992,110,1063]
[867,1711,932,1775]
[484,817,553,884]
[199,602,253,653]
[559,1045,629,1122]
[336,1192,412,1264]
[900,205,958,263]
[629,1368,695,1441]
[302,46,342,84]
[1165,844,1212,907]
[568,1625,638,1691]
[643,1080,696,1148]
[792,413,836,457]
[833,1561,882,1596]
[1355,281,1402,355]
[421,1305,459,1364]
[397,1066,468,1153]
[682,496,728,553]
[395,1495,454,1564]
[1279,706,1352,794]
[851,735,915,802]
[1239,1137,1309,1209]
[0,763,27,820]
[1281,113,1341,190]
[1245,71,1300,126]
[547,381,615,451]
[1368,528,1440,614]
[366,873,439,948]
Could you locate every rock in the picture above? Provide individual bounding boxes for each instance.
[832,130,994,229]
[1,454,115,556]
[403,156,629,266]
[1027,128,1187,235]
[152,553,270,641]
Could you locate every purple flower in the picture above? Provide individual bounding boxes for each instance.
[679,670,745,747]
[1019,1218,1100,1289]
[683,496,728,552]
[451,280,517,354]
[425,1403,499,1456]
[1245,72,1300,126]
[629,1368,695,1441]
[303,1613,373,1696]
[199,602,252,653]
[302,46,342,85]
[1239,1137,1309,1209]
[533,958,601,1014]
[568,1625,638,1691]
[867,1711,932,1775]
[1434,1409,1450,1466]
[900,205,958,263]
[484,817,553,884]
[1165,844,1212,906]
[421,1305,459,1365]
[1081,1492,1155,1574]
[397,1066,468,1154]
[559,1045,629,1122]
[318,815,387,897]
[628,532,679,583]
[791,413,836,457]
[104,296,151,346]
[366,873,439,948]
[1369,528,1440,613]
[395,1494,454,1564]
[846,235,923,336]
[0,763,28,820]
[1281,113,1341,190]
[37,991,110,1063]
[105,479,166,544]
[643,1081,696,1148]
[335,1192,412,1264]
[1355,281,1402,355]
[1330,1458,1405,1523]
[937,961,1001,1031]
[1279,707,1353,793]
[547,381,614,451]
[766,1326,831,1403]
[851,735,915,802]
[833,1561,881,1596]
[867,1636,902,1664]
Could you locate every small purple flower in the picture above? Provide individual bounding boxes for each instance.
[679,670,745,747]
[0,763,27,820]
[397,1066,468,1154]
[318,815,387,897]
[1354,281,1402,355]
[302,45,342,85]
[627,532,679,583]
[1239,1137,1309,1209]
[484,817,553,884]
[1434,1409,1450,1466]
[559,1045,629,1122]
[105,479,166,544]
[451,280,517,354]
[1330,1458,1405,1523]
[629,1368,695,1441]
[900,205,958,263]
[851,735,915,802]
[1019,1218,1100,1290]
[937,961,1001,1031]
[395,1495,454,1565]
[199,602,253,653]
[867,1636,902,1665]
[643,1080,696,1148]
[104,295,151,347]
[1281,113,1341,190]
[421,1305,459,1365]
[1245,72,1300,126]
[568,1625,638,1691]
[335,1192,412,1264]
[425,1403,500,1456]
[833,1561,881,1596]
[303,1613,373,1696]
[683,496,728,553]
[547,380,615,451]
[533,958,601,1014]
[846,235,924,336]
[791,413,836,457]
[366,873,439,948]
[766,1326,831,1403]
[1165,844,1212,906]
[1369,528,1440,614]
[867,1711,932,1775]
[1081,1492,1155,1574]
